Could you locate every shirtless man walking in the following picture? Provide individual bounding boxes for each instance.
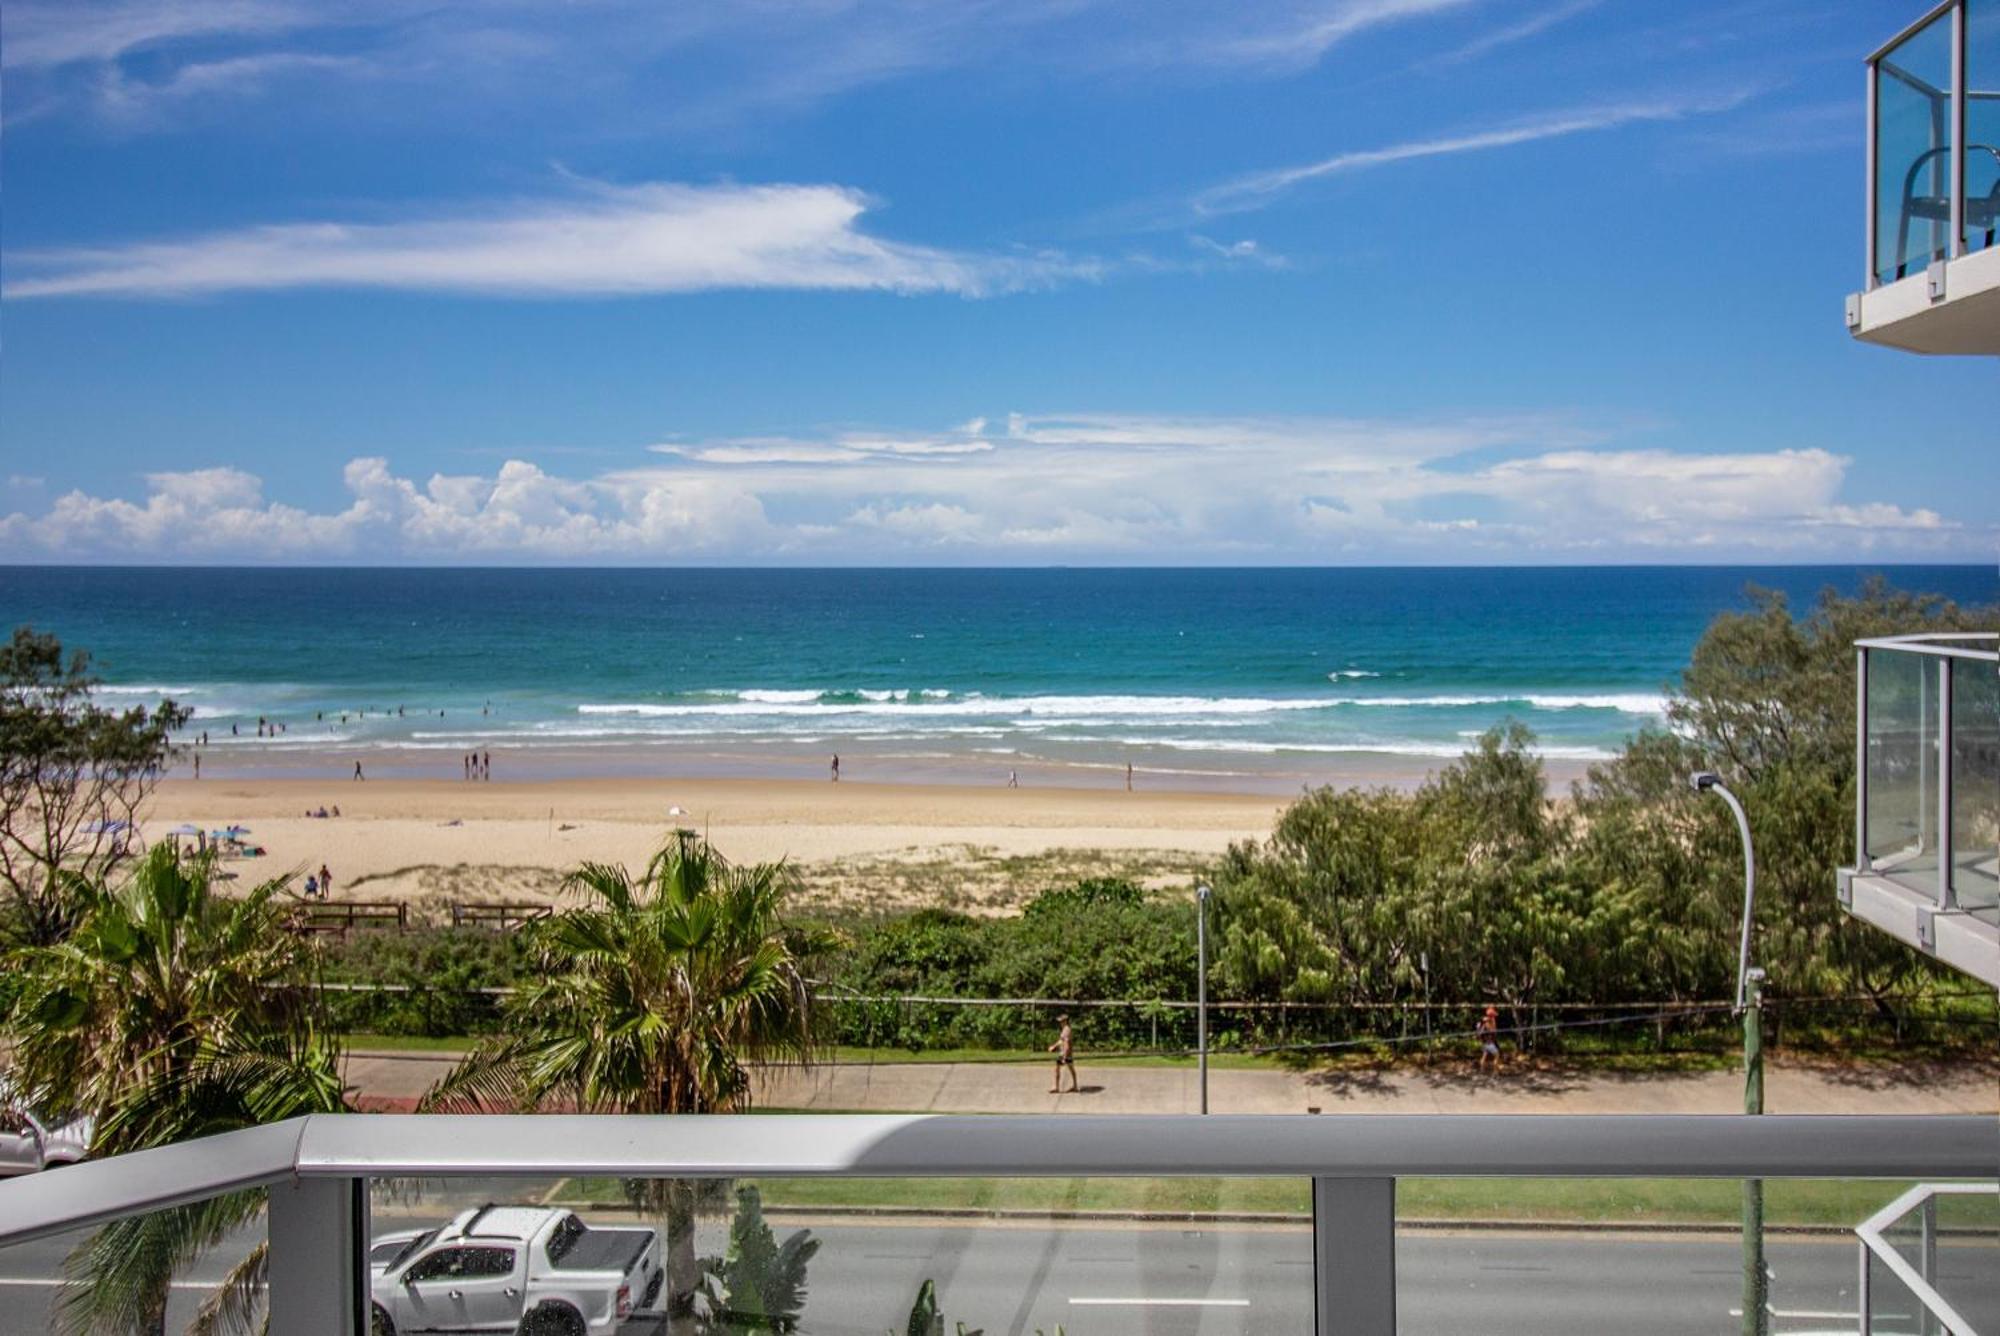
[1048,1014,1079,1094]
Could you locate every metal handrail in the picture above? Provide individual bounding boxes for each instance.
[1855,1181,1998,1336]
[0,1113,1993,1250]
[1854,633,1999,663]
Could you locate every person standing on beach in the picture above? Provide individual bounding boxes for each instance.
[482,750,491,781]
[193,754,200,780]
[1126,762,1134,791]
[1048,1014,1079,1094]
[830,754,840,782]
[320,863,333,898]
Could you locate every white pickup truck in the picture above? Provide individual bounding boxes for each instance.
[0,1081,92,1177]
[370,1205,664,1336]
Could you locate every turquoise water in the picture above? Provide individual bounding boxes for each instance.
[2,566,1991,786]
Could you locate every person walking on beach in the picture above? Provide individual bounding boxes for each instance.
[1048,1014,1079,1094]
[1126,762,1134,792]
[353,761,364,781]
[482,750,491,781]
[830,754,840,783]
[1008,769,1019,788]
[193,754,200,780]
[1476,1006,1502,1072]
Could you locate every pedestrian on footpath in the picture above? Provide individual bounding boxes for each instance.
[1476,1005,1502,1072]
[1048,1014,1079,1094]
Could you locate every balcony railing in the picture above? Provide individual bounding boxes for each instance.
[1868,0,2000,288]
[0,1113,1992,1334]
[1855,633,2000,927]
[1858,1181,2000,1334]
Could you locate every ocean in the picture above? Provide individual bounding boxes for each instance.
[2,566,1992,789]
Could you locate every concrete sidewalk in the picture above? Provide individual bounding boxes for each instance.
[343,1048,1999,1116]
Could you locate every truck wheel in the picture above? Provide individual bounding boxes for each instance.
[519,1304,585,1336]
[371,1304,397,1336]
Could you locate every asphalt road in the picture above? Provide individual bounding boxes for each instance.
[1,1208,1992,1335]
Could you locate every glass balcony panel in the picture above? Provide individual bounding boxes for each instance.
[1867,649,1940,890]
[1968,0,2000,254]
[1950,655,2000,922]
[1932,1188,2000,1329]
[1876,8,1957,284]
[369,1174,1313,1335]
[1395,1178,1914,1336]
[0,1191,268,1333]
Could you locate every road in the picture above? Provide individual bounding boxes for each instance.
[1,1207,1992,1334]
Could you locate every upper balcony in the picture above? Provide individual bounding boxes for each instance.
[1847,0,2000,355]
[1841,632,1999,986]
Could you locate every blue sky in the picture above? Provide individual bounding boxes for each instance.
[1,0,1994,565]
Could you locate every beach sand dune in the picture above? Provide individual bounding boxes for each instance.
[146,778,1283,919]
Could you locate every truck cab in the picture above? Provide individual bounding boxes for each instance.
[371,1204,663,1336]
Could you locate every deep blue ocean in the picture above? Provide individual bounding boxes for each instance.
[2,566,1992,785]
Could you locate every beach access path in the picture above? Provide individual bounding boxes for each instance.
[343,1050,1999,1116]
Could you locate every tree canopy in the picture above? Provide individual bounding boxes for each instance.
[0,627,189,947]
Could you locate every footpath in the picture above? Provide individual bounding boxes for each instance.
[343,1049,1999,1115]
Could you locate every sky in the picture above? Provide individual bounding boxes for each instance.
[0,0,1994,566]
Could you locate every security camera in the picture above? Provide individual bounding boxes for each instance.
[1690,772,1721,792]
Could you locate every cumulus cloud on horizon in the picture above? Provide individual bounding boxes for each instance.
[3,181,1093,300]
[0,413,1978,565]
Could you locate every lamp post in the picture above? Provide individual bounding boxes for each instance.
[1693,771,1766,1336]
[1196,883,1212,1115]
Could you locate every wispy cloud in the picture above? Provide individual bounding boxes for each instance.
[4,413,1980,563]
[1424,0,1598,67]
[4,0,1501,133]
[1192,90,1758,216]
[4,181,1096,300]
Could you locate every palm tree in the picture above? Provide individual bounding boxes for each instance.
[425,830,836,1326]
[8,845,347,1335]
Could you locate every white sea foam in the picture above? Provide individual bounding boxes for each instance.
[1327,670,1381,680]
[1106,736,1616,760]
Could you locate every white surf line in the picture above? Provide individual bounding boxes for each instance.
[1069,1297,1250,1307]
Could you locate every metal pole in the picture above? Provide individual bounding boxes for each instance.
[1743,970,1767,1336]
[1196,884,1211,1115]
[1938,657,1955,910]
[1706,783,1758,1015]
[1856,647,1871,869]
[268,1174,367,1336]
[1313,1177,1397,1336]
[1950,0,1966,259]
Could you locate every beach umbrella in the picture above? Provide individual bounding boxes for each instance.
[84,818,131,834]
[169,823,202,836]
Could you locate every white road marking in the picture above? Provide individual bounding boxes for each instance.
[0,1278,223,1290]
[1069,1297,1250,1307]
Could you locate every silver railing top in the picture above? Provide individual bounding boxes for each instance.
[0,1113,1993,1250]
[1855,632,1999,663]
[1855,1181,1999,1336]
[1869,0,1959,65]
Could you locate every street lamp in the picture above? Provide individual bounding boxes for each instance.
[1692,771,1766,1336]
[1196,883,1212,1115]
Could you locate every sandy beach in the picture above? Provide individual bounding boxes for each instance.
[145,776,1287,918]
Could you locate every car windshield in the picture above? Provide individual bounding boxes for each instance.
[375,1229,435,1272]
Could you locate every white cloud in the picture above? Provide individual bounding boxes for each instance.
[4,180,1094,301]
[1193,90,1758,216]
[3,0,1496,132]
[3,413,1984,564]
